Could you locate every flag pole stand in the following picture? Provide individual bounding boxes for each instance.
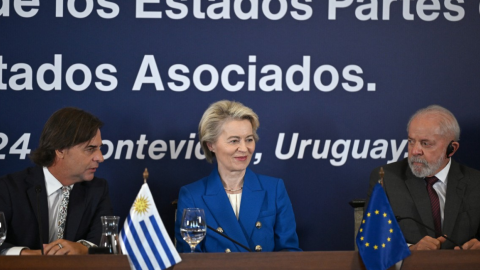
[143,168,149,183]
[378,167,384,187]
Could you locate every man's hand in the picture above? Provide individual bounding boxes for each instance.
[20,249,42,255]
[43,240,88,255]
[409,235,446,250]
[455,238,480,250]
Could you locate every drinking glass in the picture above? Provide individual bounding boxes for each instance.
[0,212,6,247]
[99,216,121,254]
[180,208,206,253]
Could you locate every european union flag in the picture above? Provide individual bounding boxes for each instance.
[357,183,411,270]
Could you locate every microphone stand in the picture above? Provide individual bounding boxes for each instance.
[207,225,252,252]
[396,216,463,250]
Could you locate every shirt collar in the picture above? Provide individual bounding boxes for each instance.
[43,167,74,196]
[434,158,451,184]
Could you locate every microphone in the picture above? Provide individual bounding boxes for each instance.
[35,186,44,255]
[395,216,463,249]
[206,225,252,252]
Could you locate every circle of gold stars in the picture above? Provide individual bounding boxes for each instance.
[133,195,150,215]
[358,209,394,250]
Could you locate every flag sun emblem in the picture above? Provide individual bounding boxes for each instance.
[133,195,150,215]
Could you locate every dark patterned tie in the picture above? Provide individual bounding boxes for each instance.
[425,176,442,237]
[57,186,72,239]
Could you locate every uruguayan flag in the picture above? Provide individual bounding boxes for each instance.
[120,183,182,270]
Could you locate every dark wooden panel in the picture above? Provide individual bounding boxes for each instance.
[402,250,480,270]
[1,250,480,270]
[0,255,130,270]
[173,251,367,270]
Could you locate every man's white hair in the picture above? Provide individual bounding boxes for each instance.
[407,105,460,141]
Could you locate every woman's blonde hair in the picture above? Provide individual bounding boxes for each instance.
[199,100,259,163]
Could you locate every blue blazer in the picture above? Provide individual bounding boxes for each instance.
[175,167,301,253]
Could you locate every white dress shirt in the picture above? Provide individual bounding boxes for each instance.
[44,167,74,243]
[227,193,242,220]
[431,158,451,229]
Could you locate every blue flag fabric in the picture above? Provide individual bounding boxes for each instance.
[120,183,182,270]
[356,183,411,270]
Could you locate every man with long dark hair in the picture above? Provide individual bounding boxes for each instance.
[0,107,113,255]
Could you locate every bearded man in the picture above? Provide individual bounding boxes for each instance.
[366,105,480,250]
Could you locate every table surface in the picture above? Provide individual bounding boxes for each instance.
[1,250,480,270]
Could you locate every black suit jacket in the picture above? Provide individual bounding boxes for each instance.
[367,158,480,249]
[0,166,113,253]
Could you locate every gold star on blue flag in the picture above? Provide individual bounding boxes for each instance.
[356,183,410,270]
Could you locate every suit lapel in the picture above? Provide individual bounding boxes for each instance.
[26,166,49,245]
[202,169,250,251]
[64,183,86,241]
[238,169,265,241]
[404,167,436,237]
[442,160,465,238]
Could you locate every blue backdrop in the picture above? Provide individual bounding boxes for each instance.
[2,0,480,251]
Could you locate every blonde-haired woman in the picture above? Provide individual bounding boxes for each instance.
[175,100,301,252]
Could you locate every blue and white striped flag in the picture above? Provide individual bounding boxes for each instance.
[120,183,182,270]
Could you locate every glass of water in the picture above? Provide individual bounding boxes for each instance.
[180,208,206,253]
[0,212,6,247]
[99,216,121,254]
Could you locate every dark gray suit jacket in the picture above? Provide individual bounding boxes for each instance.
[367,158,480,249]
[0,166,113,253]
